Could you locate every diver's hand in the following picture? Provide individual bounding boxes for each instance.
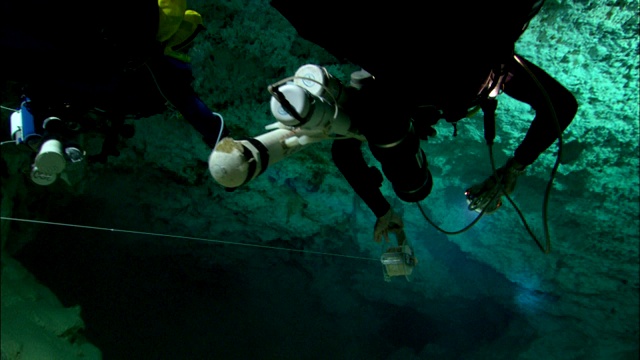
[374,208,405,244]
[465,158,525,214]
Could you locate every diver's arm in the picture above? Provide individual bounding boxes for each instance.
[331,138,390,218]
[145,56,229,146]
[503,54,578,167]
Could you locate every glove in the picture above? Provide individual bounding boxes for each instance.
[465,158,526,214]
[374,208,406,244]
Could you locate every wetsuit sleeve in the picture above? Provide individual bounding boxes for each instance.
[331,138,391,218]
[145,56,229,146]
[503,54,578,166]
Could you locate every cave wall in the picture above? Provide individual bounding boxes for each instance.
[1,0,638,358]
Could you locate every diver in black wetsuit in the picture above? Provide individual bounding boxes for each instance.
[333,55,578,241]
[270,0,578,242]
[1,0,228,170]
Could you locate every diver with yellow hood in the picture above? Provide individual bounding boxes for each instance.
[1,0,228,179]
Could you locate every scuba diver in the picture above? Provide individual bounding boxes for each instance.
[1,0,228,184]
[268,0,578,242]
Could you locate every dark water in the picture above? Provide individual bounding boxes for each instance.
[14,212,535,360]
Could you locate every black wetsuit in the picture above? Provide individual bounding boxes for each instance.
[271,0,578,217]
[332,54,578,218]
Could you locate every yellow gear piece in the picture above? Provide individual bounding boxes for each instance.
[157,1,204,62]
[157,0,188,42]
[166,10,203,51]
